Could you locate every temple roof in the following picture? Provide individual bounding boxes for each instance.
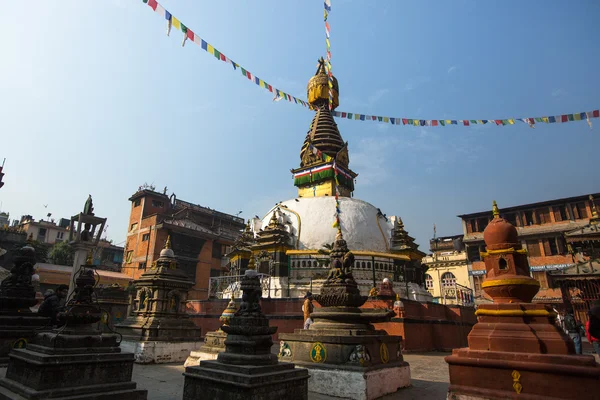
[299,106,349,168]
[253,209,292,250]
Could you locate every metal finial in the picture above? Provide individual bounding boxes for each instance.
[492,200,500,219]
[86,249,94,265]
[165,235,171,249]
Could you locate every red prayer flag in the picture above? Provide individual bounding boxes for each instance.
[268,85,273,93]
[432,120,438,126]
[593,110,599,118]
[246,71,252,79]
[561,115,568,122]
[342,112,346,118]
[148,0,158,10]
[463,120,469,126]
[220,54,226,61]
[495,120,502,125]
[402,118,408,125]
[372,116,377,121]
[187,29,194,41]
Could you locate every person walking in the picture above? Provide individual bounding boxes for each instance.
[38,284,68,326]
[302,292,314,329]
[564,307,582,354]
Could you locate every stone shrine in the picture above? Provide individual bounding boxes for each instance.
[117,236,202,363]
[184,295,237,367]
[183,267,308,400]
[0,253,146,399]
[446,201,600,399]
[278,229,411,400]
[0,243,49,366]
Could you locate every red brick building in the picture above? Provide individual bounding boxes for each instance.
[459,193,600,306]
[123,188,245,300]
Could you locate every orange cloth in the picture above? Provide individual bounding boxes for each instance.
[303,298,313,322]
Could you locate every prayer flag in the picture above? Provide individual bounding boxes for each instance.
[495,120,502,125]
[171,16,181,31]
[542,117,549,123]
[574,113,582,121]
[206,43,215,56]
[440,120,446,126]
[201,39,207,51]
[348,113,353,119]
[383,117,389,123]
[355,114,360,120]
[561,115,568,123]
[451,120,457,125]
[593,110,599,118]
[568,114,574,121]
[267,84,273,92]
[213,49,221,60]
[580,112,586,120]
[470,120,477,124]
[501,120,508,126]
[193,35,201,46]
[549,116,556,123]
[432,120,438,126]
[220,54,226,62]
[378,116,382,122]
[508,119,515,125]
[324,0,332,12]
[413,120,419,126]
[359,114,364,120]
[535,118,542,123]
[148,0,158,11]
[155,4,166,18]
[165,11,172,36]
[390,118,395,124]
[408,119,413,125]
[420,120,426,126]
[463,120,470,126]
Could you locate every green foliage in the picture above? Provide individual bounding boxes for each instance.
[48,240,74,266]
[27,240,49,263]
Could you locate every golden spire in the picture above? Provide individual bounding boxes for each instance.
[247,255,256,270]
[86,249,94,265]
[307,58,339,110]
[492,200,500,219]
[165,235,171,249]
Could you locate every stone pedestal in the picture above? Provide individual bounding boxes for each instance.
[183,330,226,367]
[279,229,411,400]
[183,269,308,400]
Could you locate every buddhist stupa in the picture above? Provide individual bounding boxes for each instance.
[227,59,431,301]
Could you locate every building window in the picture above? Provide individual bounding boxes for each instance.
[476,217,489,232]
[142,233,150,241]
[466,219,476,234]
[56,231,64,239]
[474,276,483,294]
[126,250,133,263]
[138,262,146,270]
[152,200,164,208]
[526,240,541,257]
[425,274,434,289]
[441,272,456,288]
[553,206,568,222]
[543,237,561,256]
[133,199,141,207]
[38,228,47,239]
[130,223,138,232]
[532,271,548,289]
[467,245,481,262]
[504,213,518,226]
[212,242,222,258]
[536,208,551,224]
[572,202,588,219]
[523,210,534,225]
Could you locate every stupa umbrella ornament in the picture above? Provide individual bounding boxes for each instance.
[68,195,106,298]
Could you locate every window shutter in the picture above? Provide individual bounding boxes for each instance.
[543,239,551,256]
[553,206,562,222]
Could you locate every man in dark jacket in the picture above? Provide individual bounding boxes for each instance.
[564,307,582,354]
[38,284,68,326]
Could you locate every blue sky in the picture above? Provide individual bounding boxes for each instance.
[1,0,599,252]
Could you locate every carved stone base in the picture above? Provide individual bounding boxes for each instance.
[446,349,600,400]
[183,330,226,367]
[183,360,308,400]
[0,313,49,366]
[120,340,203,364]
[303,363,410,400]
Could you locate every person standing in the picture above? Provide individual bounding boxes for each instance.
[38,284,68,326]
[302,292,314,329]
[586,301,600,355]
[564,307,582,354]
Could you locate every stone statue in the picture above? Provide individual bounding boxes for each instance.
[80,223,94,241]
[83,195,94,216]
[0,244,36,305]
[325,229,355,282]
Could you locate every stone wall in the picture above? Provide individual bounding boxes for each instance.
[187,297,476,351]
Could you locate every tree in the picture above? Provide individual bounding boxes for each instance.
[48,241,74,266]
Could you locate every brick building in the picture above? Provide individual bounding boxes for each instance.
[123,188,245,300]
[458,193,600,306]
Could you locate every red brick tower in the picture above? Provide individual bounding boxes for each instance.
[446,201,600,399]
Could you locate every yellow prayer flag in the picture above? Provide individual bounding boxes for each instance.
[383,117,389,123]
[413,120,419,126]
[445,120,452,125]
[207,43,215,56]
[477,120,484,124]
[574,113,582,121]
[508,119,515,125]
[326,39,331,49]
[171,17,181,31]
[542,117,549,123]
[259,79,265,88]
[354,114,360,120]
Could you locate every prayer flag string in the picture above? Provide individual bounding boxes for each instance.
[141,0,598,130]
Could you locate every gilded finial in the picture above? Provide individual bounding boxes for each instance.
[395,294,400,302]
[86,249,94,265]
[247,255,256,270]
[165,235,171,249]
[335,227,343,241]
[492,200,500,219]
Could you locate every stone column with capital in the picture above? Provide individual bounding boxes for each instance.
[68,243,93,299]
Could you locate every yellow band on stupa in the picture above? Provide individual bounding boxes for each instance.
[475,309,556,318]
[481,278,541,288]
[480,247,527,258]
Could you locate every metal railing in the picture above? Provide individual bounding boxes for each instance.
[208,273,271,299]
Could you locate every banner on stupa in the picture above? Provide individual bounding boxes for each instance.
[141,1,598,129]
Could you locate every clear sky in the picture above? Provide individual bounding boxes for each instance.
[1,0,599,252]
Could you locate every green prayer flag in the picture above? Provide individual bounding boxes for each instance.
[440,120,446,126]
[408,119,413,124]
[214,49,221,60]
[241,67,247,76]
[181,24,188,34]
[535,118,543,123]
[568,114,574,121]
[347,113,353,119]
[502,120,508,126]
[470,120,477,124]
[143,0,148,3]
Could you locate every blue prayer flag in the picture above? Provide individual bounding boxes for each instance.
[359,115,365,121]
[165,11,171,21]
[201,40,207,51]
[390,118,395,124]
[451,120,457,125]
[549,116,556,123]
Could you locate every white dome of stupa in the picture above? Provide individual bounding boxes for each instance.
[256,197,394,252]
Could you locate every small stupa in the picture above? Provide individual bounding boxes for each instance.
[446,201,600,399]
[184,295,238,367]
[183,264,308,399]
[117,236,202,364]
[278,228,411,400]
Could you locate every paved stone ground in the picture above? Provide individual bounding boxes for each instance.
[1,351,598,399]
